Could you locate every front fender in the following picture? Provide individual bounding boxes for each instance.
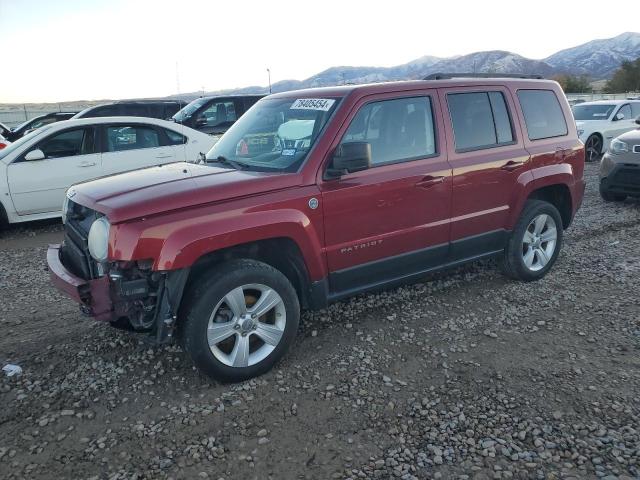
[155,208,325,279]
[109,189,327,282]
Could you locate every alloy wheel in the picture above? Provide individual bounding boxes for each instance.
[521,214,558,272]
[206,284,286,368]
[585,135,602,162]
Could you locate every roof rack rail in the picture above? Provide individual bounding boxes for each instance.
[423,73,544,80]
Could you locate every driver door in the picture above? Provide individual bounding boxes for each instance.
[195,100,239,135]
[7,127,101,215]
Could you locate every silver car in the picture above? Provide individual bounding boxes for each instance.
[599,117,640,202]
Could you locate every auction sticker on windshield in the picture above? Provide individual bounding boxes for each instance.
[290,98,335,111]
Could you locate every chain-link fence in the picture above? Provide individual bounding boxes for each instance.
[0,103,95,128]
[565,92,640,102]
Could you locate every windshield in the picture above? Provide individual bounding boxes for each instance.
[572,104,616,121]
[172,97,209,122]
[0,126,51,161]
[205,97,340,172]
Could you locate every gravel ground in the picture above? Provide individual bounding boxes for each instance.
[0,163,639,480]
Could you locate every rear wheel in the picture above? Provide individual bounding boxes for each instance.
[181,259,300,383]
[585,134,602,162]
[502,200,563,282]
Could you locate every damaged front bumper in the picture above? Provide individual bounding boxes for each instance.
[47,244,189,343]
[47,244,114,322]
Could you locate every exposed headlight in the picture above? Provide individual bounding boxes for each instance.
[88,217,110,262]
[609,138,629,155]
[62,195,70,225]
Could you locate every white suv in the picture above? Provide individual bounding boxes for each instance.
[573,100,640,162]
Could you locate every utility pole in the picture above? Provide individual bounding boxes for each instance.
[175,61,180,95]
[267,68,272,94]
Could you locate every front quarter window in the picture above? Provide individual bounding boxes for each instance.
[205,97,340,172]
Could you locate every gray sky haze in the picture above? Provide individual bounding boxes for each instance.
[0,0,637,102]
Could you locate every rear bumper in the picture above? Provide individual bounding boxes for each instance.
[600,163,640,196]
[47,244,115,322]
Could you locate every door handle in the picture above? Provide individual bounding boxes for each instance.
[501,160,524,171]
[78,161,96,168]
[155,153,173,159]
[415,175,445,189]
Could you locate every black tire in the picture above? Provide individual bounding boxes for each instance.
[180,259,300,383]
[0,202,7,232]
[599,187,626,202]
[502,200,564,282]
[584,134,603,162]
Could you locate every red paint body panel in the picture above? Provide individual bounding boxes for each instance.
[109,185,326,279]
[317,87,452,271]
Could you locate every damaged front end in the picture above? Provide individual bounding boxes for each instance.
[47,201,188,344]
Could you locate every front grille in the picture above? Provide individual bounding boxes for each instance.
[61,200,101,280]
[611,165,640,187]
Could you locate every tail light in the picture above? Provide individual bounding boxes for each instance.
[0,143,7,150]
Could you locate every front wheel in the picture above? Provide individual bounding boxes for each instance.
[181,259,300,383]
[502,200,563,282]
[585,134,602,162]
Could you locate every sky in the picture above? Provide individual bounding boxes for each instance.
[0,0,637,103]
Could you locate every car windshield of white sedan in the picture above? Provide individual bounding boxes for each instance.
[572,104,616,120]
[0,126,51,161]
[205,97,340,172]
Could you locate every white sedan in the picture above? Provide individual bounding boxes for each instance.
[573,100,640,162]
[0,117,216,226]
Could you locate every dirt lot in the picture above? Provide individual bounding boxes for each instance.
[0,163,638,480]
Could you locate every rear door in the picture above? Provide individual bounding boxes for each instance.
[100,123,175,176]
[7,127,101,215]
[610,103,636,139]
[438,86,531,255]
[320,90,452,295]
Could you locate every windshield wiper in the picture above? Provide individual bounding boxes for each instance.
[207,155,246,170]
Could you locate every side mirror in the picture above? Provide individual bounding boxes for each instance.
[614,112,625,121]
[326,142,371,178]
[195,115,207,127]
[24,149,45,161]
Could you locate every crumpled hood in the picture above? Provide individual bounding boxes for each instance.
[70,162,298,223]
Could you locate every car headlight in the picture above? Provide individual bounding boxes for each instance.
[61,195,70,225]
[87,216,111,262]
[609,138,629,155]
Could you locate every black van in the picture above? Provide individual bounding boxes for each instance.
[172,95,264,135]
[73,100,187,121]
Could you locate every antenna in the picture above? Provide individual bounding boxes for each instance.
[175,61,180,95]
[266,68,272,94]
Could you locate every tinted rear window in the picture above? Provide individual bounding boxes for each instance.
[517,90,568,140]
[447,91,514,151]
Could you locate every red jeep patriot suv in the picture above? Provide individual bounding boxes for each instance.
[48,77,585,382]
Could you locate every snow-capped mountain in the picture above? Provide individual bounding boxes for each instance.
[544,32,640,78]
[419,51,557,78]
[177,33,640,99]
